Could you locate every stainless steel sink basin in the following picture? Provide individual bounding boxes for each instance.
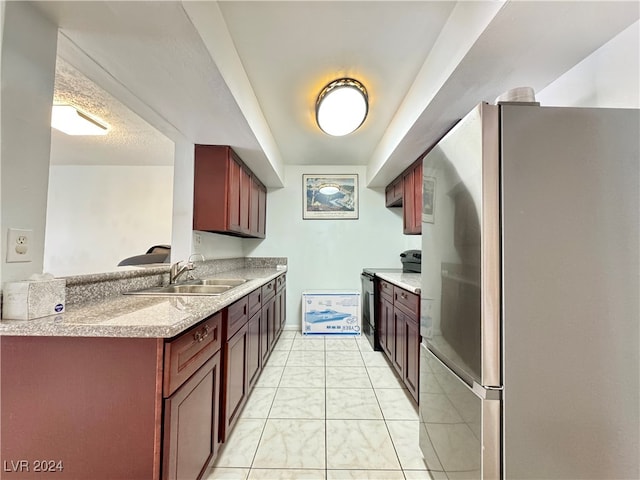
[192,278,247,287]
[125,278,247,296]
[163,284,232,294]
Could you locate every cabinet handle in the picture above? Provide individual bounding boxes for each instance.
[194,325,210,343]
[401,293,408,300]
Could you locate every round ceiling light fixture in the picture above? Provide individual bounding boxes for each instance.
[315,78,368,136]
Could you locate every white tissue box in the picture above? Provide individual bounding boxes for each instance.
[2,279,66,320]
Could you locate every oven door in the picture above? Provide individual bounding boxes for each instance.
[419,343,501,479]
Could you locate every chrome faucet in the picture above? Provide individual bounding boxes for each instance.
[169,260,195,284]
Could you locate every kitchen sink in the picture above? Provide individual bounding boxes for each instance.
[162,284,233,294]
[192,278,247,287]
[125,278,247,296]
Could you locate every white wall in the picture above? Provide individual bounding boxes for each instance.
[0,2,57,283]
[44,165,174,276]
[193,231,244,260]
[537,20,639,108]
[245,164,420,327]
[171,138,196,262]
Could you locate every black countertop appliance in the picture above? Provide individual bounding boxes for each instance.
[400,250,421,273]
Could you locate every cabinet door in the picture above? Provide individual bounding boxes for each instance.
[385,176,403,207]
[228,156,242,233]
[274,290,283,339]
[222,324,248,442]
[392,307,406,374]
[267,295,278,352]
[163,353,220,480]
[240,166,251,234]
[403,316,420,402]
[249,177,260,236]
[260,297,275,364]
[247,312,261,390]
[412,161,423,233]
[379,297,393,358]
[403,163,422,235]
[281,289,286,330]
[257,184,267,238]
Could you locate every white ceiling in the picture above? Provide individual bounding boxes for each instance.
[51,56,174,166]
[36,1,639,187]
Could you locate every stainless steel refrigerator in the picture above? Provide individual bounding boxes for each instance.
[419,102,639,479]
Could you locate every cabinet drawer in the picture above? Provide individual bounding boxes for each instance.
[262,279,276,301]
[394,286,419,318]
[226,297,249,340]
[164,313,221,397]
[378,280,394,301]
[276,274,286,292]
[248,288,262,319]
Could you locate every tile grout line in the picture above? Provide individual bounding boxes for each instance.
[324,337,328,480]
[246,332,292,479]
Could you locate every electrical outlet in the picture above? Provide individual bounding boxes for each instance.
[194,233,201,246]
[6,228,33,263]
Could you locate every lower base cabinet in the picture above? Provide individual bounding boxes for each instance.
[222,322,249,442]
[403,314,420,398]
[247,310,261,390]
[163,353,220,480]
[221,273,286,444]
[162,313,222,480]
[376,280,420,403]
[0,274,287,480]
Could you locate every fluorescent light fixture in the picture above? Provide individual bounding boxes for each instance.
[316,78,368,136]
[51,105,109,136]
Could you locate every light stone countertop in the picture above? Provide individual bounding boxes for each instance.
[0,267,286,338]
[374,271,421,294]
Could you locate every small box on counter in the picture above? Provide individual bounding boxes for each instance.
[2,278,66,320]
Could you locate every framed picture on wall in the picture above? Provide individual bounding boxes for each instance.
[302,174,359,219]
[423,175,436,223]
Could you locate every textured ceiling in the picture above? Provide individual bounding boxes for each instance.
[51,55,174,167]
[36,1,640,187]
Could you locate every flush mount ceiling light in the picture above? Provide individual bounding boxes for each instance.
[51,105,109,136]
[316,78,368,136]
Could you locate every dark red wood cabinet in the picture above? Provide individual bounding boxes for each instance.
[384,158,422,235]
[193,145,266,238]
[220,273,286,443]
[162,313,222,480]
[385,124,458,235]
[376,280,420,403]
[261,278,276,363]
[402,160,422,235]
[162,353,220,480]
[0,275,288,480]
[275,274,286,332]
[0,313,225,480]
[222,320,249,442]
[385,176,403,207]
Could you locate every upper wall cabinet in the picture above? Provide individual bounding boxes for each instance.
[402,160,422,235]
[194,145,267,238]
[385,123,458,236]
[385,176,403,207]
[385,158,422,235]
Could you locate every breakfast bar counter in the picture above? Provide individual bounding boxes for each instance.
[0,266,285,338]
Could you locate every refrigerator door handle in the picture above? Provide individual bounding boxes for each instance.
[473,382,503,400]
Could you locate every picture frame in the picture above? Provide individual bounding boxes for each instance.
[422,175,436,223]
[303,174,359,219]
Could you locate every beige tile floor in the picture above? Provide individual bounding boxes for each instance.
[206,330,444,480]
